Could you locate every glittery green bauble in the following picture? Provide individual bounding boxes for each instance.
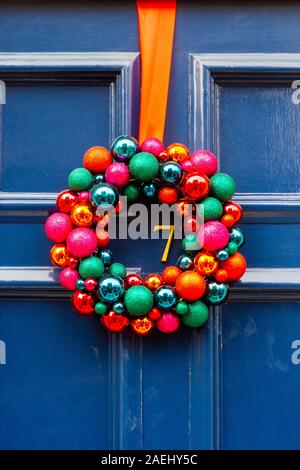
[210,173,236,201]
[124,286,153,316]
[199,197,223,221]
[182,301,209,328]
[123,184,140,203]
[227,241,238,255]
[79,256,105,279]
[176,300,189,316]
[68,167,93,191]
[108,262,127,279]
[129,152,159,183]
[182,234,200,253]
[95,302,108,315]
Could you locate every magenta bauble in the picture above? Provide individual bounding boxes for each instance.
[141,137,165,157]
[181,159,194,173]
[156,313,180,333]
[105,162,130,188]
[66,227,98,258]
[190,150,218,177]
[45,212,72,243]
[59,267,80,290]
[201,221,230,251]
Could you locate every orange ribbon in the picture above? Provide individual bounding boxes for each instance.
[137,0,177,143]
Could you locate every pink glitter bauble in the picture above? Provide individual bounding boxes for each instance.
[156,313,180,334]
[181,160,195,173]
[190,150,218,177]
[141,138,165,157]
[66,227,97,258]
[45,212,72,243]
[59,267,80,290]
[105,162,130,188]
[201,221,229,251]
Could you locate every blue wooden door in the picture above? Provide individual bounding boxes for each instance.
[1,1,300,450]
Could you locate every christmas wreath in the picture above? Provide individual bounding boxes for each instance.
[45,136,246,335]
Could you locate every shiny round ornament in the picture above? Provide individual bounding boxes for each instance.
[141,137,164,157]
[45,212,72,243]
[124,285,153,316]
[154,286,177,310]
[129,152,159,182]
[175,271,206,302]
[72,290,95,314]
[59,267,79,290]
[76,279,85,290]
[78,191,90,203]
[194,251,219,276]
[91,183,118,210]
[50,244,70,267]
[111,136,139,164]
[142,182,158,198]
[67,227,97,259]
[230,227,245,248]
[98,274,124,303]
[101,311,129,332]
[83,146,112,174]
[222,201,243,224]
[158,150,170,161]
[156,313,180,333]
[70,203,94,227]
[112,302,125,315]
[167,143,189,164]
[130,316,154,336]
[181,172,210,201]
[79,256,104,279]
[221,252,247,282]
[68,256,79,269]
[94,174,106,184]
[210,173,236,201]
[108,262,127,279]
[105,162,130,188]
[84,278,98,291]
[181,159,194,173]
[206,281,228,304]
[68,168,93,191]
[181,300,209,328]
[176,254,194,271]
[161,265,181,286]
[217,249,229,261]
[56,190,78,213]
[97,249,113,267]
[144,274,162,292]
[158,186,179,204]
[124,273,143,289]
[160,161,182,185]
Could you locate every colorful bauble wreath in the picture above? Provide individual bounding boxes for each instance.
[45,136,246,335]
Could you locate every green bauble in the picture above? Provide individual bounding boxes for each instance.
[68,167,93,191]
[123,183,140,203]
[95,302,108,315]
[129,152,159,183]
[108,262,127,279]
[182,301,209,328]
[124,285,153,316]
[210,173,236,201]
[176,300,190,316]
[227,241,238,255]
[199,197,223,221]
[182,234,200,253]
[79,256,105,279]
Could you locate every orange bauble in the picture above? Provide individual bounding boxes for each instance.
[71,203,94,227]
[220,214,235,228]
[194,251,219,276]
[221,252,247,281]
[167,143,189,164]
[158,187,179,204]
[83,146,112,174]
[50,244,69,267]
[144,273,162,292]
[161,265,181,286]
[214,268,228,283]
[175,271,206,301]
[130,317,154,335]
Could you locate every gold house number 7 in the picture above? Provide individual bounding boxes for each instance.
[153,225,175,263]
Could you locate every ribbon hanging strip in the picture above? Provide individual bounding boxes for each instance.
[137,0,177,143]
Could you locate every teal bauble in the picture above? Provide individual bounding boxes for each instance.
[124,285,153,316]
[160,161,182,185]
[76,279,85,290]
[98,274,124,303]
[181,301,209,327]
[95,302,108,315]
[68,168,93,191]
[210,173,236,201]
[97,249,113,267]
[176,300,190,316]
[199,196,223,221]
[129,152,159,183]
[182,234,200,253]
[79,256,105,279]
[230,227,245,248]
[108,262,127,279]
[91,183,118,210]
[154,286,177,310]
[217,249,229,261]
[227,241,238,255]
[112,301,125,314]
[111,136,139,164]
[206,281,228,304]
[141,182,158,198]
[123,183,140,203]
[94,174,105,184]
[176,254,194,271]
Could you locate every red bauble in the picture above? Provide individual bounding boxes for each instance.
[84,278,98,291]
[125,273,143,289]
[148,307,162,321]
[72,290,95,315]
[130,317,154,335]
[220,214,235,228]
[101,311,129,332]
[214,268,229,283]
[68,256,79,269]
[181,172,210,201]
[222,202,243,224]
[158,187,179,204]
[56,189,78,213]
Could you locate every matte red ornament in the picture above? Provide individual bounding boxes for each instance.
[148,307,162,321]
[101,311,129,332]
[72,290,95,315]
[158,186,179,204]
[181,172,210,201]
